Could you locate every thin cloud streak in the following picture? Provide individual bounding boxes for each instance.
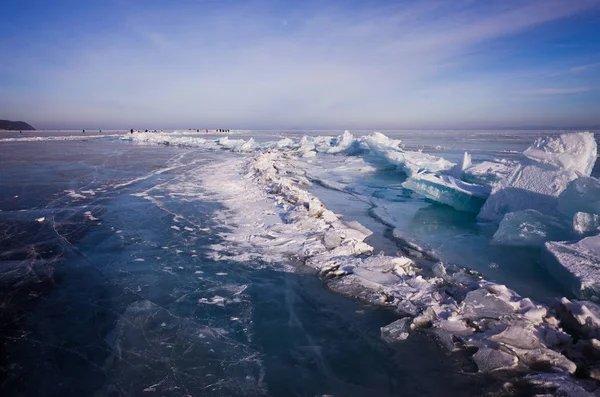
[570,62,600,72]
[519,87,592,95]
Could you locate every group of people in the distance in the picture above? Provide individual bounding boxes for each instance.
[124,128,231,134]
[126,129,231,134]
[77,129,233,135]
[187,128,231,133]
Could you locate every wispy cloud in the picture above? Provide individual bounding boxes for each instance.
[519,87,592,95]
[570,62,600,72]
[1,0,599,128]
[548,61,600,77]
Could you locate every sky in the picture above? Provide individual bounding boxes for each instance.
[1,0,600,130]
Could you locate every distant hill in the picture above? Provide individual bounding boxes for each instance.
[0,120,36,131]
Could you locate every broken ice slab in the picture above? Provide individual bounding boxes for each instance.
[459,288,515,320]
[557,176,600,219]
[463,159,517,186]
[525,373,596,397]
[380,317,412,343]
[552,298,600,340]
[541,235,600,299]
[402,171,490,213]
[472,347,518,373]
[478,163,578,222]
[523,132,597,176]
[492,209,572,247]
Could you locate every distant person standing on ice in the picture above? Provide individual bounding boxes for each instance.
[83,129,85,133]
[130,129,134,134]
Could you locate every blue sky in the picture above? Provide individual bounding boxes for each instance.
[1,0,599,130]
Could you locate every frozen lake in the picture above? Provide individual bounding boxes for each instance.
[1,129,599,396]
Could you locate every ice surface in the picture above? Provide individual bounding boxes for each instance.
[0,134,121,142]
[523,132,597,176]
[402,171,490,213]
[557,177,600,219]
[478,163,578,222]
[542,235,600,298]
[492,209,571,247]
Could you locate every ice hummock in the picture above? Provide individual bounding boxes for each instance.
[542,235,600,299]
[326,130,362,154]
[362,132,455,176]
[478,163,579,222]
[295,131,362,157]
[478,132,597,222]
[492,209,572,247]
[401,171,490,213]
[523,132,597,176]
[463,159,517,186]
[557,176,600,219]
